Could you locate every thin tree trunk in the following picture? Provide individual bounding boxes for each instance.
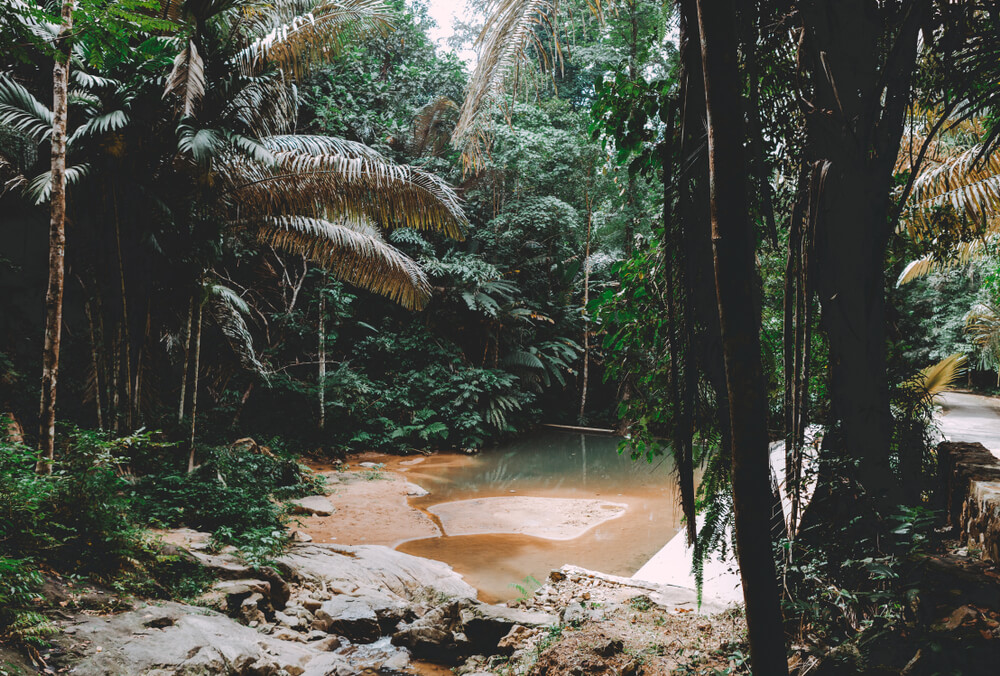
[178,293,194,423]
[318,291,326,432]
[579,191,592,423]
[112,190,132,431]
[36,0,74,474]
[696,0,788,672]
[187,301,203,473]
[111,323,121,434]
[83,296,104,430]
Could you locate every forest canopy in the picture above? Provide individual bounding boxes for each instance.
[4,1,1000,674]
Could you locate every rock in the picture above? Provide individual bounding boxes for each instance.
[391,622,458,662]
[277,543,477,602]
[275,610,306,630]
[239,592,267,625]
[52,602,317,676]
[183,545,254,579]
[313,596,381,642]
[404,482,429,497]
[301,652,355,676]
[549,570,567,583]
[359,461,379,468]
[461,602,556,651]
[497,624,535,654]
[289,495,336,516]
[561,602,587,625]
[312,635,342,652]
[293,530,314,543]
[381,651,410,670]
[273,628,307,642]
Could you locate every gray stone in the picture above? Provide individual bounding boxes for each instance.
[275,609,306,630]
[313,596,380,642]
[561,602,587,624]
[277,543,477,601]
[461,601,557,651]
[288,495,336,516]
[52,602,317,676]
[359,461,379,468]
[301,652,355,676]
[381,651,410,670]
[404,482,429,497]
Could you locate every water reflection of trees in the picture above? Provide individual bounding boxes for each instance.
[439,432,674,495]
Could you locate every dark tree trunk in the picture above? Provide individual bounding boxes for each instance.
[696,0,788,672]
[318,291,326,432]
[36,0,74,474]
[797,0,926,512]
[187,300,203,473]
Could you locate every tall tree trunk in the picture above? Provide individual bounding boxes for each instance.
[696,0,788,672]
[797,1,926,513]
[187,301,203,473]
[579,190,592,423]
[83,295,104,430]
[178,293,194,423]
[318,291,326,432]
[112,189,132,430]
[36,0,74,474]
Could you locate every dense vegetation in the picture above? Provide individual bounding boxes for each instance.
[4,0,1000,674]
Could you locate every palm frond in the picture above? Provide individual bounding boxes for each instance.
[908,353,967,402]
[904,144,1000,239]
[452,0,558,169]
[206,282,267,377]
[164,39,206,118]
[966,303,1000,355]
[896,241,982,285]
[221,71,297,137]
[176,122,225,163]
[222,135,467,238]
[0,75,53,143]
[234,0,392,77]
[255,215,433,309]
[25,163,91,205]
[68,109,130,146]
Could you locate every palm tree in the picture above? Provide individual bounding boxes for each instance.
[1,0,469,460]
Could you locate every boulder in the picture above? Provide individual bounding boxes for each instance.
[404,482,429,497]
[277,544,477,601]
[52,602,318,676]
[496,624,535,655]
[459,601,556,651]
[313,596,380,643]
[289,495,336,516]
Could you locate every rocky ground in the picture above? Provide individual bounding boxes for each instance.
[6,527,747,676]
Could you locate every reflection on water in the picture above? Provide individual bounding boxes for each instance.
[396,432,683,601]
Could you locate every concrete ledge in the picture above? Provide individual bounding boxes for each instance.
[938,441,1000,561]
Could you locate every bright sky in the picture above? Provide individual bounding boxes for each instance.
[423,0,476,63]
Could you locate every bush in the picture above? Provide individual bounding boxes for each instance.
[132,444,324,564]
[0,556,54,647]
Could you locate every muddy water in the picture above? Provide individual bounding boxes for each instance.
[394,432,683,602]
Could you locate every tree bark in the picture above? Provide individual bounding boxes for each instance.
[178,293,194,423]
[36,0,74,474]
[797,1,926,512]
[318,291,326,432]
[579,190,592,423]
[696,0,788,672]
[187,300,203,473]
[83,295,104,430]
